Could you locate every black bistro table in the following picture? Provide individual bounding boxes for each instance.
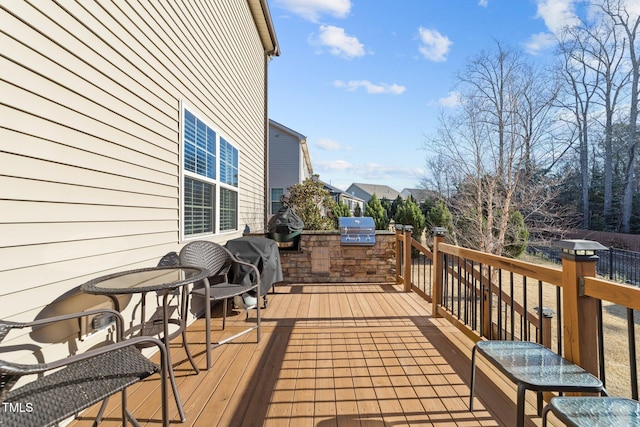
[81,265,209,422]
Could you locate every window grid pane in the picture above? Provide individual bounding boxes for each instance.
[220,137,239,187]
[271,188,284,214]
[184,112,216,180]
[220,188,238,231]
[184,177,215,235]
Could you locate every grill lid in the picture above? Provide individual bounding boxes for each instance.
[268,207,304,234]
[339,217,376,246]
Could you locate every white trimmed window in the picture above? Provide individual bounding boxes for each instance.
[182,107,239,237]
[271,188,284,214]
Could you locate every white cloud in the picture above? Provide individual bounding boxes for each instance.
[525,32,557,55]
[525,0,581,55]
[316,25,365,59]
[438,91,461,108]
[478,0,488,7]
[625,0,640,18]
[334,80,406,95]
[316,160,424,181]
[535,0,580,34]
[316,159,354,171]
[361,163,425,180]
[418,27,452,62]
[275,0,351,22]
[315,137,353,151]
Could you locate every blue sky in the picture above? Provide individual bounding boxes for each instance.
[267,0,582,193]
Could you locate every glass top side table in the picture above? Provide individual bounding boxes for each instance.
[470,341,606,427]
[542,396,640,427]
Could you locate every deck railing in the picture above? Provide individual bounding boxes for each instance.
[395,225,640,400]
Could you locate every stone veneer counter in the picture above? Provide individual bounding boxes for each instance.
[249,231,395,283]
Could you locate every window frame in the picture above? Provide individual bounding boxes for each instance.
[180,103,240,240]
[270,188,284,215]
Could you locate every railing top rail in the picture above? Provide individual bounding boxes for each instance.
[411,239,433,261]
[583,276,640,310]
[439,243,564,286]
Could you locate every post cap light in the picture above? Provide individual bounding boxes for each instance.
[534,306,555,318]
[553,239,608,259]
[432,227,447,237]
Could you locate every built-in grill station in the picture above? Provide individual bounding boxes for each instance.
[339,217,376,246]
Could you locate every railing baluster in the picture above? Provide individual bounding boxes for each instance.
[628,308,638,400]
[482,262,488,338]
[538,280,543,345]
[464,259,469,325]
[523,276,528,341]
[498,270,503,340]
[444,254,449,309]
[510,272,515,341]
[556,286,562,355]
[597,299,606,388]
[488,265,493,340]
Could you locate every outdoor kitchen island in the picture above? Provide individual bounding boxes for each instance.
[249,229,396,284]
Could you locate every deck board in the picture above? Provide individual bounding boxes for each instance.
[69,283,563,427]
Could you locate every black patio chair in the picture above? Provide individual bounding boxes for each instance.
[0,309,169,427]
[179,240,261,370]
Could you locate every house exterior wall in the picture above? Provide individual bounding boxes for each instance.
[340,194,365,214]
[269,127,302,190]
[268,121,312,214]
[0,1,271,362]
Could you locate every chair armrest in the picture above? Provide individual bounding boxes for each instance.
[233,259,261,288]
[2,309,125,342]
[0,335,166,377]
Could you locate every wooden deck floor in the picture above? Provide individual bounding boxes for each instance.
[70,283,557,427]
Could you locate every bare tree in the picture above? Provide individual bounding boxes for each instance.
[424,42,561,255]
[600,0,640,233]
[588,19,631,225]
[556,26,602,229]
[558,8,631,230]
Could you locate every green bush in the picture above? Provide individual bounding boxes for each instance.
[395,197,426,247]
[332,201,351,228]
[285,175,336,230]
[426,200,453,235]
[503,210,529,258]
[366,193,389,230]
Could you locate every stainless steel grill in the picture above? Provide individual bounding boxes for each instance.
[339,217,376,246]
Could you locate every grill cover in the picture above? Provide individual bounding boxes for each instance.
[339,217,376,246]
[225,237,283,296]
[268,207,304,235]
[267,207,303,248]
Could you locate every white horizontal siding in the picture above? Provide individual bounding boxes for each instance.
[0,0,269,363]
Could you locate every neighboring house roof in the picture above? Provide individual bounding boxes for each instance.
[321,181,364,202]
[269,119,313,175]
[347,183,400,201]
[247,0,280,56]
[401,188,439,203]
